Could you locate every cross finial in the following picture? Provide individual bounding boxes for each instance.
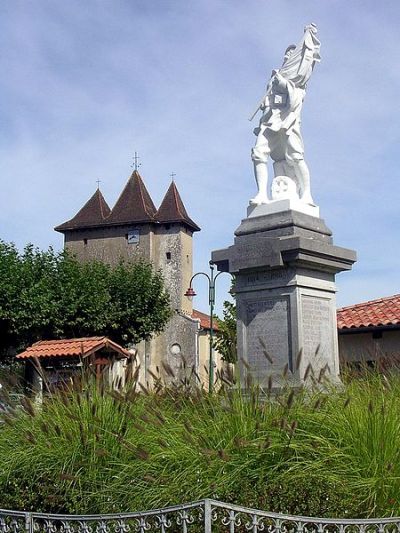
[96,178,101,189]
[170,172,176,182]
[131,151,141,171]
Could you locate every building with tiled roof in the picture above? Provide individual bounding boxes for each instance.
[18,337,130,392]
[337,294,400,330]
[337,294,400,366]
[54,169,225,388]
[16,336,130,360]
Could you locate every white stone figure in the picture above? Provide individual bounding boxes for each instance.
[250,23,321,206]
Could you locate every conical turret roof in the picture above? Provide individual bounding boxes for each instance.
[107,170,157,224]
[55,188,111,232]
[156,181,200,232]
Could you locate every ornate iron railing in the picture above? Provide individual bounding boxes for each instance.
[1,499,399,533]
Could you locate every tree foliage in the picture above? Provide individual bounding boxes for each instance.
[214,298,237,363]
[0,241,171,359]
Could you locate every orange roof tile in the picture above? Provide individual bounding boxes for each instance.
[16,337,130,360]
[192,309,220,331]
[337,294,400,330]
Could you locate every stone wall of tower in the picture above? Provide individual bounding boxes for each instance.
[63,220,194,314]
[63,220,195,318]
[141,222,198,382]
[149,313,199,383]
[63,224,154,265]
[153,223,193,315]
[62,219,199,384]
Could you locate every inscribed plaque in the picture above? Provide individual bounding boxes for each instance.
[301,295,334,374]
[245,297,290,379]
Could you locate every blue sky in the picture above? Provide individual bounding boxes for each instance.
[1,1,400,314]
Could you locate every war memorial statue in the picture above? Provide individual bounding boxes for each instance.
[250,23,321,207]
[212,25,356,390]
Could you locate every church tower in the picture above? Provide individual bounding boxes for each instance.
[55,170,201,383]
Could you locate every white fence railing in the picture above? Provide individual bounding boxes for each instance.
[1,499,399,533]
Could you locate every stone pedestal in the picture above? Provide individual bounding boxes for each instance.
[212,207,356,389]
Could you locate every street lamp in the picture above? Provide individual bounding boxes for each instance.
[184,260,229,393]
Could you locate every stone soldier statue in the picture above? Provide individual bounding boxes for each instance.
[250,23,321,205]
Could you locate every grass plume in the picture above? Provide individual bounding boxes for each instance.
[0,369,399,519]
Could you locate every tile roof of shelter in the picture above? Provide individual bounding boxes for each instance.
[55,189,111,232]
[156,181,200,232]
[192,309,219,331]
[106,170,157,225]
[16,337,130,360]
[337,294,400,330]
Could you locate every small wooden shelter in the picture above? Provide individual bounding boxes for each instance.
[16,337,131,392]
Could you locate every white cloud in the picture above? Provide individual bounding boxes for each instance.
[1,0,400,313]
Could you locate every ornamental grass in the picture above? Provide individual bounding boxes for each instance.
[0,360,400,518]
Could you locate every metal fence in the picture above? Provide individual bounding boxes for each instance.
[1,499,399,533]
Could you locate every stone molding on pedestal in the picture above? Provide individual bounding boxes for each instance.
[212,210,356,390]
[248,199,320,219]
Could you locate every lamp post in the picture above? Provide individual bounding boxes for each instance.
[185,260,228,393]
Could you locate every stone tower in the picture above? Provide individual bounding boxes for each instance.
[154,181,198,314]
[55,170,201,383]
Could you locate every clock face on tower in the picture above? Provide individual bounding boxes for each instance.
[127,229,140,244]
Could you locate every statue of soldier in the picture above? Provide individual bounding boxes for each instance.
[250,23,321,205]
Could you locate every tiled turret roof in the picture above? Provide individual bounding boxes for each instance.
[56,171,200,232]
[156,181,200,232]
[337,294,400,329]
[107,170,157,225]
[55,189,111,232]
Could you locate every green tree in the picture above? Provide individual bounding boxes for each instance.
[51,253,112,339]
[0,241,21,350]
[213,299,237,364]
[8,245,60,346]
[106,260,172,345]
[0,241,171,359]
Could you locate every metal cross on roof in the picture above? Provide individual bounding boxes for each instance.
[96,178,101,189]
[132,151,141,171]
[170,172,176,181]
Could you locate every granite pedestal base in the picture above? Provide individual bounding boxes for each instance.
[212,210,356,389]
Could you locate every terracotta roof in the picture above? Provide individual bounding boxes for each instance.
[16,337,130,360]
[107,170,157,225]
[192,309,220,331]
[156,181,200,232]
[55,189,111,232]
[337,294,400,330]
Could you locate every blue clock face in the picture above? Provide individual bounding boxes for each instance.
[127,230,140,244]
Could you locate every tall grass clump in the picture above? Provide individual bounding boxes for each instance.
[1,364,400,518]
